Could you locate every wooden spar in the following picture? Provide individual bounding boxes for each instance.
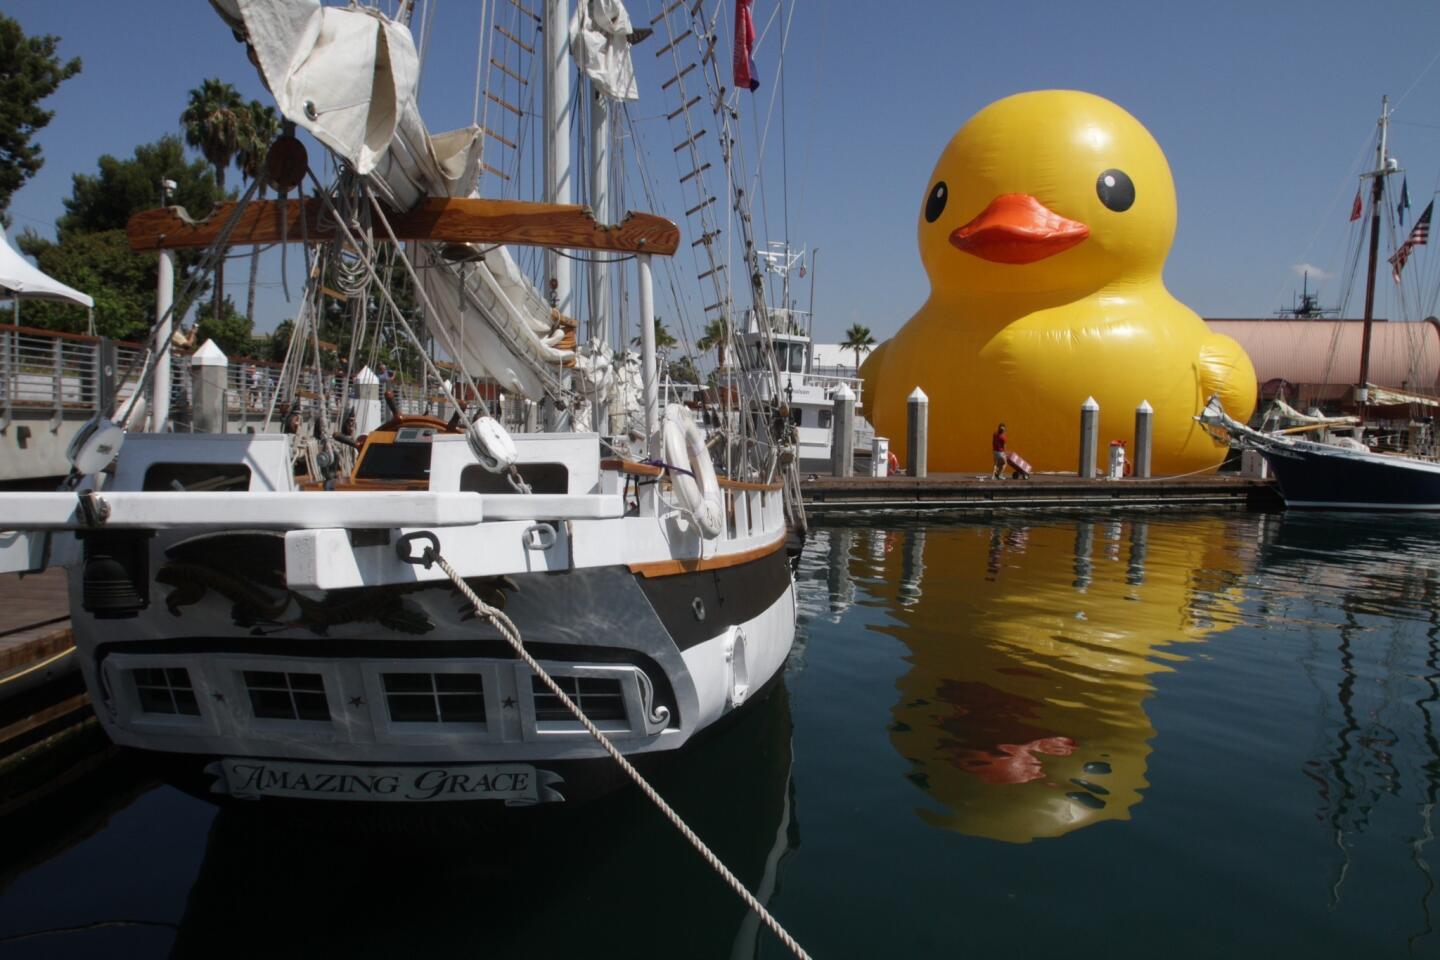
[126,197,680,256]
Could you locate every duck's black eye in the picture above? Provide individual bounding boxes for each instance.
[925,181,948,223]
[1096,169,1135,212]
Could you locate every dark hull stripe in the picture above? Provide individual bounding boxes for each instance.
[634,547,792,651]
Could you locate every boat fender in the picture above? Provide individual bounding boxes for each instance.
[662,404,723,539]
[468,416,518,473]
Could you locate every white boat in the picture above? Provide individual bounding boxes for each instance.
[724,244,872,472]
[0,0,804,806]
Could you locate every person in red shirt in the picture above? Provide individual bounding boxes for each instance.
[992,423,1007,479]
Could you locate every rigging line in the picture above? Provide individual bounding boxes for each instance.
[792,0,826,228]
[1394,41,1440,113]
[472,0,490,125]
[779,0,797,252]
[1270,125,1380,320]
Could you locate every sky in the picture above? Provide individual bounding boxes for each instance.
[9,0,1440,351]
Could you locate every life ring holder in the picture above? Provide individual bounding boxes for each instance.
[662,404,723,539]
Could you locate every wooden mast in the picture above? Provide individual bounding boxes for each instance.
[1357,95,1391,423]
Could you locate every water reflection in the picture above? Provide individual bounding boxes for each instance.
[825,515,1255,843]
[170,683,798,959]
[1255,513,1440,939]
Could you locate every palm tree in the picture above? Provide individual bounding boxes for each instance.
[180,78,247,325]
[697,317,730,369]
[842,323,876,370]
[632,317,678,357]
[235,101,280,327]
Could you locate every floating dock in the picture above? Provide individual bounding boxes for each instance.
[801,472,1281,516]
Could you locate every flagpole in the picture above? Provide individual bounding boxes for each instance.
[1357,95,1391,425]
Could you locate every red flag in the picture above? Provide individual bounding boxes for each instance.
[733,0,759,91]
[1349,188,1363,222]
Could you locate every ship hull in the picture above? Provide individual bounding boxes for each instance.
[1260,439,1440,510]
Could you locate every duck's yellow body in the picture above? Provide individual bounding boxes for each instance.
[862,90,1255,475]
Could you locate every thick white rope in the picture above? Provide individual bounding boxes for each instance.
[422,547,810,960]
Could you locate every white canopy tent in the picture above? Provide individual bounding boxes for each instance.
[0,229,93,331]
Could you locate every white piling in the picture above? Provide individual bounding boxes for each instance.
[907,386,928,478]
[1133,400,1153,478]
[832,383,856,477]
[190,339,227,434]
[1078,396,1099,478]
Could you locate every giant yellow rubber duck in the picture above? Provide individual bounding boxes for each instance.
[862,90,1256,475]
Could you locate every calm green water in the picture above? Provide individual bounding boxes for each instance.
[3,511,1440,957]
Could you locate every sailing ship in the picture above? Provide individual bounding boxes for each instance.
[1201,96,1440,510]
[0,0,807,806]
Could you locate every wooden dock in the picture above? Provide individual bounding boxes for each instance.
[801,472,1281,516]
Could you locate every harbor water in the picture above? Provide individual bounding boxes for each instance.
[3,511,1440,957]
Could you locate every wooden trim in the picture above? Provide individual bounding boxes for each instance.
[717,477,783,493]
[0,323,101,345]
[602,458,665,478]
[127,198,680,256]
[601,458,782,492]
[629,533,786,578]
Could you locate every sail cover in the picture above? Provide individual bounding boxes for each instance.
[1365,383,1440,409]
[0,231,93,307]
[208,0,480,208]
[569,0,639,101]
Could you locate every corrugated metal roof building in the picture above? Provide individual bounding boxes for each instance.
[1205,318,1440,408]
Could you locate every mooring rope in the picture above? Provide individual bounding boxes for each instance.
[397,533,810,960]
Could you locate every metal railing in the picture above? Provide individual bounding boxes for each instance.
[1,324,452,433]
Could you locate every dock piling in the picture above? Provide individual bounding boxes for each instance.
[191,339,228,434]
[1078,396,1099,478]
[1133,400,1153,478]
[907,386,928,478]
[832,383,855,477]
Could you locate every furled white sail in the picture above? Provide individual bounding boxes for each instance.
[211,0,571,399]
[569,0,640,101]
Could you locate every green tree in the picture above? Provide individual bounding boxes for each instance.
[0,15,81,225]
[235,101,279,326]
[17,136,219,336]
[842,322,876,369]
[665,356,700,384]
[193,294,254,357]
[697,317,731,369]
[180,78,247,326]
[53,135,219,240]
[17,230,156,339]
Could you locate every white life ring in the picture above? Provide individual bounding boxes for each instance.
[662,403,723,539]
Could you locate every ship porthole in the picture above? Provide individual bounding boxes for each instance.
[691,597,706,621]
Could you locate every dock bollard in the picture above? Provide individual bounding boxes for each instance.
[871,436,890,477]
[1078,396,1099,478]
[907,386,928,478]
[191,339,228,434]
[831,383,855,477]
[1133,400,1153,478]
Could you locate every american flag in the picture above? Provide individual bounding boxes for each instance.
[1390,200,1433,282]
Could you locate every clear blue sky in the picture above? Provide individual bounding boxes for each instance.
[9,0,1440,346]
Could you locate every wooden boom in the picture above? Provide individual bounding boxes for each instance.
[126,197,680,256]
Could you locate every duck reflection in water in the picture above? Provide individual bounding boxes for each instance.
[862,517,1252,843]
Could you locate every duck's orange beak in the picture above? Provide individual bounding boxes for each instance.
[949,194,1089,264]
